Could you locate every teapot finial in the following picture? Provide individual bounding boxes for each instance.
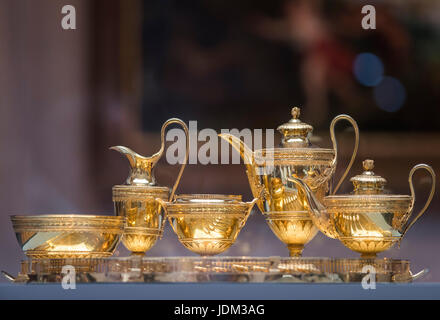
[363,159,374,171]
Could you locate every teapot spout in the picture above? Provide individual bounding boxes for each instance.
[288,177,339,239]
[218,133,265,202]
[218,133,255,166]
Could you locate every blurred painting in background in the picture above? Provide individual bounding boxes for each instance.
[0,0,439,281]
[140,0,440,131]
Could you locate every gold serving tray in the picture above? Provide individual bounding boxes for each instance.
[4,257,426,283]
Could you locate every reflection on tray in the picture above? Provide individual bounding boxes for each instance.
[3,256,425,284]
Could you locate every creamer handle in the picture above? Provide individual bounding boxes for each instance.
[159,118,189,201]
[401,164,436,237]
[329,114,359,194]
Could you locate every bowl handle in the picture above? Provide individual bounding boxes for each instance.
[1,270,15,282]
[402,164,436,237]
[329,114,360,194]
[239,198,259,228]
[392,268,429,283]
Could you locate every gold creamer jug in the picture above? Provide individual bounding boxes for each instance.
[112,118,189,255]
[219,107,359,256]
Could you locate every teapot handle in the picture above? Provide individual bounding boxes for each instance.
[401,164,436,237]
[329,114,359,194]
[159,118,190,201]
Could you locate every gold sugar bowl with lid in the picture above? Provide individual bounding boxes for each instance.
[112,118,189,255]
[291,159,436,258]
[219,107,359,256]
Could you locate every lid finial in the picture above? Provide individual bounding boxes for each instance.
[363,159,374,171]
[291,107,300,119]
[350,159,387,194]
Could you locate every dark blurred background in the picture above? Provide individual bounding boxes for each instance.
[1,0,439,281]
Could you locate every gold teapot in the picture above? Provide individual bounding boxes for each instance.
[112,118,189,255]
[219,107,359,256]
[290,159,436,258]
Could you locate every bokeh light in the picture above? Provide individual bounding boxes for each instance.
[353,52,384,87]
[373,76,406,112]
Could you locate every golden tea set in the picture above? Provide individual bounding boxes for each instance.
[6,107,436,283]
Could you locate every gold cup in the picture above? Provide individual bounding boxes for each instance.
[112,118,189,255]
[10,215,125,259]
[157,195,258,256]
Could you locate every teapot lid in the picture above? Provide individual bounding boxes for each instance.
[251,106,335,165]
[277,107,314,148]
[350,159,387,194]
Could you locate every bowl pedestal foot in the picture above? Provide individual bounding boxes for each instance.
[130,252,145,257]
[287,244,304,257]
[360,253,377,259]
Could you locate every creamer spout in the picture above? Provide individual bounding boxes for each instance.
[110,146,159,186]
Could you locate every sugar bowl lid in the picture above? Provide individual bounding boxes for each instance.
[350,159,387,194]
[324,158,412,212]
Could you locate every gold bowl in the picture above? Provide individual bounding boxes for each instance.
[157,195,258,256]
[11,215,125,259]
[264,211,318,257]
